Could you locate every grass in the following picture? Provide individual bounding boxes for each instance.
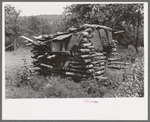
[5,45,144,98]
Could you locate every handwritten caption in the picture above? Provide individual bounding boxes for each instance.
[84,99,98,103]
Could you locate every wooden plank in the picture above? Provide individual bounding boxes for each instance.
[21,36,35,43]
[108,62,130,65]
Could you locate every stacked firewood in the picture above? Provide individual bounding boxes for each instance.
[108,40,129,70]
[65,28,107,79]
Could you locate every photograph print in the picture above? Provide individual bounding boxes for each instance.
[4,2,146,99]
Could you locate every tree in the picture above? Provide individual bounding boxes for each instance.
[5,4,21,50]
[64,4,144,49]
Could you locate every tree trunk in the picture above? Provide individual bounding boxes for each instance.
[14,39,17,51]
[136,7,140,53]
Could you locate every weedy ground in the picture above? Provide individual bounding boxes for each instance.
[5,46,144,98]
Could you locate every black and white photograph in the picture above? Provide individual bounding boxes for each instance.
[2,2,148,120]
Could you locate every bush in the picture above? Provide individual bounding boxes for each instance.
[118,45,144,63]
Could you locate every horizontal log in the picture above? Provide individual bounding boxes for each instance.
[83,24,113,31]
[80,53,100,58]
[69,61,90,65]
[110,53,118,57]
[91,61,105,65]
[37,55,46,59]
[40,63,53,68]
[80,43,92,47]
[69,64,93,69]
[108,58,119,61]
[98,62,105,66]
[87,45,95,49]
[114,30,125,34]
[78,49,91,53]
[108,62,130,65]
[66,68,90,74]
[93,66,105,71]
[110,52,118,55]
[91,53,97,57]
[95,70,105,76]
[108,65,121,69]
[65,72,87,78]
[47,54,56,59]
[95,53,103,56]
[83,59,92,63]
[94,56,107,60]
[80,54,92,58]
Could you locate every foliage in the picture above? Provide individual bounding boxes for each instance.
[5,4,21,36]
[64,4,144,47]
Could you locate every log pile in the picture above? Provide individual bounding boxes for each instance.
[66,28,107,78]
[108,40,130,69]
[22,24,127,80]
[22,28,107,79]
